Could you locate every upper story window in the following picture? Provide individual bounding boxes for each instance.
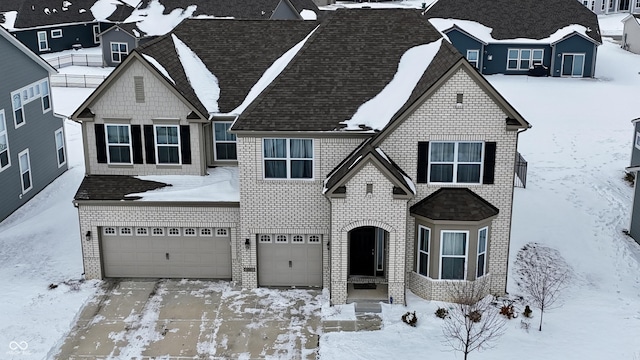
[466,49,479,68]
[440,231,468,280]
[93,25,101,44]
[110,42,128,63]
[37,31,48,52]
[214,122,237,160]
[50,29,62,38]
[18,149,32,194]
[636,0,640,9]
[263,138,313,179]
[0,110,9,171]
[55,128,66,167]
[12,93,24,127]
[507,49,544,70]
[41,80,50,112]
[105,124,132,164]
[155,125,180,164]
[429,141,483,184]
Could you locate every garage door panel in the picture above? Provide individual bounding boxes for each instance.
[258,237,322,287]
[102,227,232,279]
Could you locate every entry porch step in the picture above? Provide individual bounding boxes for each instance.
[349,300,388,313]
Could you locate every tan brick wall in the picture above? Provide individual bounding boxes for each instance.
[380,68,518,300]
[329,162,408,305]
[78,204,241,281]
[84,60,204,176]
[236,136,363,289]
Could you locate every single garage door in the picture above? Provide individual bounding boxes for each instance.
[257,234,322,287]
[101,226,231,278]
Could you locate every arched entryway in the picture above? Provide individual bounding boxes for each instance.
[349,226,387,278]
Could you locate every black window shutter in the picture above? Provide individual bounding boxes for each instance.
[483,142,496,184]
[143,125,156,164]
[180,125,191,164]
[131,125,143,164]
[417,142,429,183]
[94,124,107,163]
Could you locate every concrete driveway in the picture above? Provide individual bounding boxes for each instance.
[54,279,323,359]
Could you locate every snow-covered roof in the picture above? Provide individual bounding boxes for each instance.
[430,18,596,45]
[129,167,239,202]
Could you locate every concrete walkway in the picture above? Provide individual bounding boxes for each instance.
[54,279,383,359]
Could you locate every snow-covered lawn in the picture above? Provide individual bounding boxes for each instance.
[2,22,640,360]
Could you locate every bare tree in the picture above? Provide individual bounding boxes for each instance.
[514,242,572,331]
[441,278,506,360]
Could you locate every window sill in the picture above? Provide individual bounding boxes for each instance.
[155,164,182,169]
[107,164,134,168]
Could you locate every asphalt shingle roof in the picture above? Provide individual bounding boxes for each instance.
[74,175,169,201]
[137,0,317,19]
[410,188,499,221]
[234,8,463,132]
[137,19,318,115]
[424,0,601,44]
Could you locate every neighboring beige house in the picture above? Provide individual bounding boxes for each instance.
[71,9,530,306]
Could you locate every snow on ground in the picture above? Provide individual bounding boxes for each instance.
[599,13,627,37]
[321,39,640,360]
[56,65,114,77]
[39,46,102,61]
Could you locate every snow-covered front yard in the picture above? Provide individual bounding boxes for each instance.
[1,16,640,360]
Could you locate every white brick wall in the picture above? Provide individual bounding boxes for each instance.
[380,68,518,300]
[78,204,241,280]
[84,60,205,176]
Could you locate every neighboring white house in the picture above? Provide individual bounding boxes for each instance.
[622,14,640,53]
[580,0,640,15]
[71,9,530,306]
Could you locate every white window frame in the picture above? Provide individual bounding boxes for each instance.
[136,227,148,236]
[152,227,165,236]
[477,227,488,278]
[636,0,640,9]
[429,141,484,184]
[635,132,640,150]
[18,149,33,194]
[154,124,181,165]
[200,228,213,236]
[110,42,128,63]
[308,235,321,244]
[215,228,228,237]
[93,24,101,44]
[50,29,62,38]
[12,92,24,128]
[0,109,10,172]
[103,227,116,235]
[184,228,197,236]
[119,227,133,236]
[466,49,480,68]
[439,230,469,280]
[105,124,133,164]
[54,128,66,167]
[561,53,586,78]
[506,48,544,71]
[259,234,272,243]
[213,122,237,161]
[168,228,180,236]
[417,225,430,277]
[263,138,314,180]
[292,235,305,243]
[41,80,51,113]
[37,31,49,52]
[275,234,288,243]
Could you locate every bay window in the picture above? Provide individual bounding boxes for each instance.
[417,226,430,277]
[477,227,488,277]
[440,231,468,280]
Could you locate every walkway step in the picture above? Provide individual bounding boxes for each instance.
[354,301,382,313]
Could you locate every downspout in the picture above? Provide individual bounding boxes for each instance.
[550,44,556,77]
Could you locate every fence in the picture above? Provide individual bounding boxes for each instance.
[50,74,108,88]
[46,53,103,69]
[514,152,528,188]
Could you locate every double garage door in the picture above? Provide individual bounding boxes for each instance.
[257,234,322,287]
[101,226,231,278]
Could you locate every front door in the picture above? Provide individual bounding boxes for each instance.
[561,54,585,77]
[349,227,375,276]
[620,0,630,11]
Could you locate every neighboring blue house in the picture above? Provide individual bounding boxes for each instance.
[0,26,67,221]
[425,0,602,77]
[7,0,136,55]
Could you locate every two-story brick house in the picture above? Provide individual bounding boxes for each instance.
[0,26,67,222]
[71,9,529,305]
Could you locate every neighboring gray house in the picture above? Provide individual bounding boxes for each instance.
[626,119,640,244]
[580,0,640,15]
[0,26,67,221]
[71,10,530,306]
[622,14,640,54]
[425,0,602,77]
[98,23,154,67]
